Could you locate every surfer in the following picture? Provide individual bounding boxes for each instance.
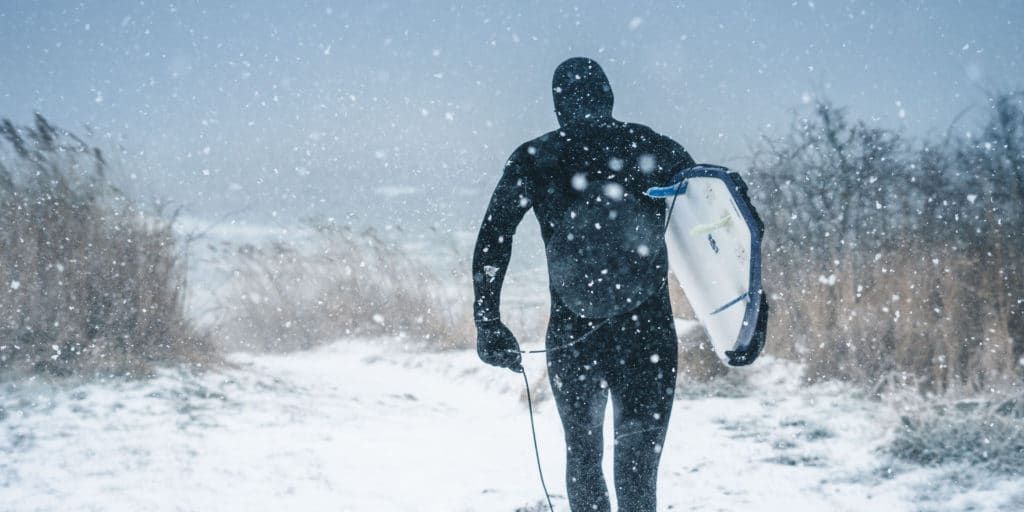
[472,57,694,512]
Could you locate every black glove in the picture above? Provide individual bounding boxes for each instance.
[475,320,523,372]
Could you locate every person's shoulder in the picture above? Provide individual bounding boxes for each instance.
[620,120,655,134]
[620,121,693,179]
[525,129,563,152]
[623,122,692,163]
[507,130,561,166]
[620,121,678,146]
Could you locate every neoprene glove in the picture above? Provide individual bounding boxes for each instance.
[475,320,523,372]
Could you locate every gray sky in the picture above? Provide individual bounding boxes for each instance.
[1,0,1021,230]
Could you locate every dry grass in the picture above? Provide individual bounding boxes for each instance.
[0,115,216,379]
[213,220,476,352]
[767,246,1019,394]
[889,391,1024,474]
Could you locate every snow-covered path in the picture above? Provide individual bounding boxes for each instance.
[2,340,1021,511]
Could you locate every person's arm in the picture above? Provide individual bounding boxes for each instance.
[471,146,532,370]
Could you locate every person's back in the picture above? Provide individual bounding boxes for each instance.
[472,57,694,512]
[518,116,690,319]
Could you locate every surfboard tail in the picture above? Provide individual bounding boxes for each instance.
[725,291,768,366]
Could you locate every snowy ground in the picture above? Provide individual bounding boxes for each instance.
[3,338,1022,511]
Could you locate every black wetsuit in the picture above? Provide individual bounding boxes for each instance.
[472,57,694,512]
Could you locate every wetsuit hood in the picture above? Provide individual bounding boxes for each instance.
[552,57,614,127]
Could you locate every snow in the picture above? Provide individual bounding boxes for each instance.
[3,339,1022,511]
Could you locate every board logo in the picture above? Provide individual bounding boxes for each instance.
[707,234,720,254]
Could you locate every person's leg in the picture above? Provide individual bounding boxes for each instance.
[607,294,678,512]
[547,308,613,512]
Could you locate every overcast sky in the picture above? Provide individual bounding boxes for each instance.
[1,1,1021,230]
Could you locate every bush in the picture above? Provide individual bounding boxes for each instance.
[0,115,216,378]
[749,94,1024,393]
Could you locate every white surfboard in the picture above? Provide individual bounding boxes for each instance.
[647,165,768,366]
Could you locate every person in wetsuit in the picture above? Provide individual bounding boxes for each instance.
[471,57,695,512]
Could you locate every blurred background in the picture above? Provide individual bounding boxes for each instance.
[2,1,1020,226]
[1,2,1023,511]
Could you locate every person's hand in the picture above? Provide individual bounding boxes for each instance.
[475,320,523,372]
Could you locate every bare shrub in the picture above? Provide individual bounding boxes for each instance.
[749,94,1024,393]
[214,220,475,352]
[0,115,216,378]
[888,392,1024,474]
